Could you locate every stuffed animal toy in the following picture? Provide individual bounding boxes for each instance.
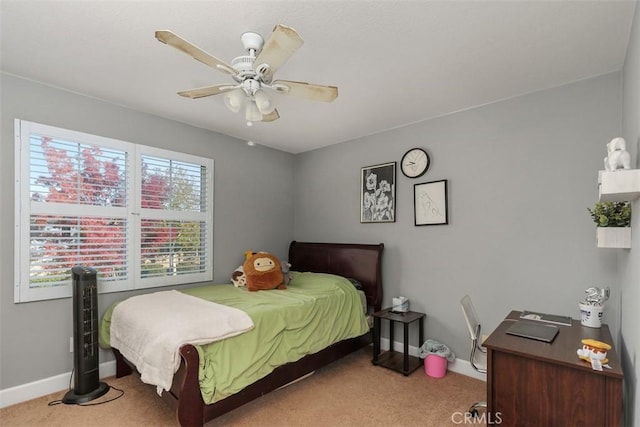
[231,251,264,288]
[243,252,285,291]
[577,339,611,366]
[281,261,292,286]
[231,266,246,287]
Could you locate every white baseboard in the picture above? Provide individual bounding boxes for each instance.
[0,361,116,409]
[2,339,486,408]
[446,358,487,381]
[379,338,486,381]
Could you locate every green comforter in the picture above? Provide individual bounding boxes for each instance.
[99,271,369,404]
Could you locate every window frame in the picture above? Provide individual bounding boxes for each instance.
[14,119,214,303]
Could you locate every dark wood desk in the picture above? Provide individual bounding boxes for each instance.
[484,311,623,427]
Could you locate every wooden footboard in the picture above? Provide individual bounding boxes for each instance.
[113,332,372,426]
[171,345,204,427]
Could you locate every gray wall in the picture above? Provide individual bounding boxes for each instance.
[0,74,294,389]
[294,72,622,363]
[1,62,634,418]
[620,2,640,425]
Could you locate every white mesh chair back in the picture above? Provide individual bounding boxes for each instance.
[460,294,487,374]
[460,294,481,341]
[459,294,488,414]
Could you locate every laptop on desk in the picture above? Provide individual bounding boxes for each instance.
[506,321,559,343]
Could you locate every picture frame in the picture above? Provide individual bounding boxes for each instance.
[414,179,448,226]
[361,162,396,223]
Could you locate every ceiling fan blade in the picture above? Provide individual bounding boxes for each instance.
[261,109,280,122]
[271,80,338,102]
[177,84,236,99]
[155,30,237,76]
[254,24,304,77]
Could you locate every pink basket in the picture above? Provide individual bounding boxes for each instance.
[425,354,448,378]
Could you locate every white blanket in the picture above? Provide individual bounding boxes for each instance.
[110,290,254,395]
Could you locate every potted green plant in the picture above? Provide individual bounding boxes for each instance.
[587,201,631,248]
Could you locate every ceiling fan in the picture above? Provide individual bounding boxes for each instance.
[155,24,338,126]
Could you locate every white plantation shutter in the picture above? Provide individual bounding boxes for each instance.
[15,120,213,302]
[29,214,128,286]
[140,220,207,277]
[137,150,212,287]
[28,136,128,207]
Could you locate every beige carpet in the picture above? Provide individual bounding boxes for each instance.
[0,348,485,426]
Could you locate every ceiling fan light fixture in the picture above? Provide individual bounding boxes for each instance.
[245,100,262,123]
[254,89,275,114]
[223,89,244,113]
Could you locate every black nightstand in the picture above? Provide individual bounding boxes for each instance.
[372,308,426,376]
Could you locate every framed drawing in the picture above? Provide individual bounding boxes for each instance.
[361,162,396,223]
[414,179,448,226]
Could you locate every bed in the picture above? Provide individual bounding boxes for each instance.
[102,241,384,426]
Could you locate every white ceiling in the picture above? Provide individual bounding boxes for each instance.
[1,1,636,153]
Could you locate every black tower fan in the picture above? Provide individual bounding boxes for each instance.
[63,266,109,404]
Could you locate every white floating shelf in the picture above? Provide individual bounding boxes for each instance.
[598,169,640,202]
[596,227,631,249]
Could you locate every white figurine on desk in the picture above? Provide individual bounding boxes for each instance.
[604,137,631,171]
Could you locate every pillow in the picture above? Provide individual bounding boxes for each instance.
[243,252,285,292]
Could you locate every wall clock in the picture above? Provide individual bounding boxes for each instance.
[400,148,430,178]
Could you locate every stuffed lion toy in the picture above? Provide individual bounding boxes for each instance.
[243,252,285,291]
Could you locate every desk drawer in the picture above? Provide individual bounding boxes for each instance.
[490,351,609,427]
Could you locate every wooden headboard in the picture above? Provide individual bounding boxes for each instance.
[288,241,384,312]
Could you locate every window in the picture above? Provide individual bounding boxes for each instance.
[14,120,213,302]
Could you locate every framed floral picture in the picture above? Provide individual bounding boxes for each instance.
[361,162,396,223]
[414,179,448,226]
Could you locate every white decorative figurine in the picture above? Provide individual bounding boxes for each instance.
[604,137,631,171]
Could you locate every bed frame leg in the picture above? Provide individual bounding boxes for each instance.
[112,348,133,378]
[176,345,205,427]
